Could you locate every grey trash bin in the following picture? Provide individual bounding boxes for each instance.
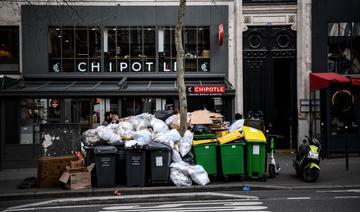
[146,142,172,185]
[114,143,126,185]
[94,145,117,187]
[125,145,146,186]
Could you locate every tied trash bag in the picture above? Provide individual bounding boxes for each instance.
[96,126,122,144]
[153,129,182,149]
[165,114,177,126]
[81,129,102,146]
[192,125,211,135]
[188,165,210,186]
[132,129,152,146]
[117,121,134,140]
[178,130,193,157]
[170,162,192,186]
[151,117,169,135]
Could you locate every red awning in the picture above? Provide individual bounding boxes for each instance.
[310,72,351,90]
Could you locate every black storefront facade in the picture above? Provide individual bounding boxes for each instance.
[0,5,235,169]
[312,0,360,157]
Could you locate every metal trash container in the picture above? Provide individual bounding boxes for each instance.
[94,145,117,187]
[125,145,146,186]
[146,142,172,185]
[114,143,126,185]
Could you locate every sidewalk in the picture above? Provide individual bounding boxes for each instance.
[1,152,360,201]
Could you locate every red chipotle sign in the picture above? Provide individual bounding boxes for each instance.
[187,85,225,96]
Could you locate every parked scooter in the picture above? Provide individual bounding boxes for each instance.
[293,135,321,182]
[265,123,281,178]
[267,134,282,178]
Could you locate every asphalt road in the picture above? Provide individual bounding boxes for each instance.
[1,189,360,212]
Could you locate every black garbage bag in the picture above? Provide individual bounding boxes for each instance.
[154,110,174,121]
[192,124,211,135]
[182,151,196,165]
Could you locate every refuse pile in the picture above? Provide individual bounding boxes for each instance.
[81,112,210,186]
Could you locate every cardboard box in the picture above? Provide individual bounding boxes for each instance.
[38,155,78,188]
[59,163,95,190]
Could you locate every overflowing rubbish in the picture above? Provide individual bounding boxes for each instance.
[34,109,273,190]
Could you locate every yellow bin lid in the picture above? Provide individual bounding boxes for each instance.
[243,126,266,143]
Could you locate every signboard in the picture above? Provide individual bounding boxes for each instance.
[49,99,61,108]
[187,85,225,96]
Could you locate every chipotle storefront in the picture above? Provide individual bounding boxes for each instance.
[0,5,235,169]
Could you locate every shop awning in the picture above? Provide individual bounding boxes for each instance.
[0,77,235,97]
[310,72,351,90]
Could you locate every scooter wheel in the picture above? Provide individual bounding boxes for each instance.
[302,167,320,182]
[269,164,276,178]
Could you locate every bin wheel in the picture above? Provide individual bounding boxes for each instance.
[262,176,267,182]
[269,164,276,178]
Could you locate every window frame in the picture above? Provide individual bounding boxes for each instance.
[0,26,20,74]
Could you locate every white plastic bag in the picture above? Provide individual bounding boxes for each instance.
[178,130,194,157]
[170,162,192,186]
[151,117,169,134]
[133,129,152,146]
[106,123,119,133]
[96,126,115,141]
[165,114,177,126]
[188,165,210,186]
[81,129,102,146]
[172,149,182,163]
[107,133,122,144]
[153,129,181,149]
[229,119,245,132]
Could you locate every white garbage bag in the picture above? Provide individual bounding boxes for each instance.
[170,162,192,186]
[96,126,115,141]
[151,117,169,134]
[133,129,152,146]
[81,129,102,146]
[117,121,135,140]
[178,130,193,157]
[106,123,119,133]
[228,119,245,132]
[153,129,181,149]
[188,165,210,186]
[165,114,177,126]
[172,149,182,163]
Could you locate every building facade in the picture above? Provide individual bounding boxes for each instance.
[0,0,316,168]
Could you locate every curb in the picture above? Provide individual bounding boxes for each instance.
[2,184,360,201]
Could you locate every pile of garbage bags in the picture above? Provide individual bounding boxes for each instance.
[81,112,210,186]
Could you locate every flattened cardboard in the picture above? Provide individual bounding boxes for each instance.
[190,110,213,125]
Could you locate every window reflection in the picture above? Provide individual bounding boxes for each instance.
[328,22,360,74]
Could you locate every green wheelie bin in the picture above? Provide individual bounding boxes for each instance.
[219,142,245,181]
[243,126,267,179]
[193,143,218,176]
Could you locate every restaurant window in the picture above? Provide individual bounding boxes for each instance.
[0,26,19,73]
[48,26,102,72]
[328,22,360,75]
[159,26,210,72]
[49,25,210,72]
[17,98,48,144]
